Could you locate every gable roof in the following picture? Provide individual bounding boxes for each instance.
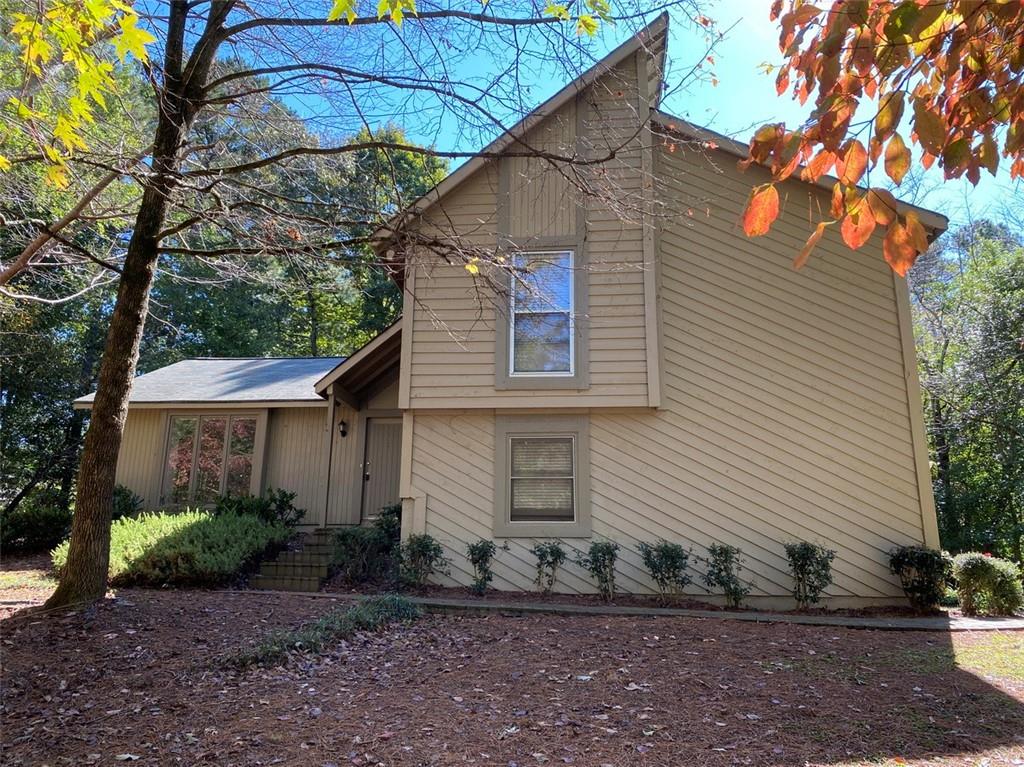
[372,13,669,246]
[73,357,344,409]
[315,320,402,399]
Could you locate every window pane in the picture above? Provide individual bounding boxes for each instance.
[511,437,573,477]
[514,252,572,312]
[513,313,571,372]
[165,417,197,505]
[511,478,574,521]
[195,417,227,503]
[226,417,256,497]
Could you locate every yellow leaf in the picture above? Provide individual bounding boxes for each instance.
[0,155,11,172]
[45,164,70,189]
[544,3,571,21]
[328,0,358,23]
[113,12,155,62]
[464,261,480,275]
[576,14,599,36]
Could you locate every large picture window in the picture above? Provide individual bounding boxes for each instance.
[162,414,259,505]
[510,251,574,376]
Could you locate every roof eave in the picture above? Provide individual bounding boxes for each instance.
[650,109,949,237]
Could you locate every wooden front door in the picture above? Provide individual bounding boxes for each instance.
[360,417,402,520]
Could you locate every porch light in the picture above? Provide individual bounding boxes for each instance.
[338,420,348,437]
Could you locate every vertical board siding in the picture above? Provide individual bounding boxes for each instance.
[264,407,327,524]
[406,57,650,408]
[327,402,362,526]
[115,410,164,508]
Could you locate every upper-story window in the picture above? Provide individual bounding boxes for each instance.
[510,251,574,376]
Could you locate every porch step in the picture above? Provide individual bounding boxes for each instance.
[251,530,336,592]
[249,574,323,592]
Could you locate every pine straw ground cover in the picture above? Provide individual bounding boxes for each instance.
[2,590,1023,767]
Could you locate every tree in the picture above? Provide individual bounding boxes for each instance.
[0,1,714,607]
[910,222,1024,561]
[742,0,1024,275]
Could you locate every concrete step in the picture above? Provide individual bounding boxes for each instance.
[250,574,323,592]
[274,551,331,566]
[259,562,329,579]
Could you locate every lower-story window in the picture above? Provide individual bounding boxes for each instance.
[163,414,258,505]
[494,415,591,537]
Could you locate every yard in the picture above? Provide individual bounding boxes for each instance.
[2,558,1023,767]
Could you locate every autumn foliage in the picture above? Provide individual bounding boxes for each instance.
[741,0,1024,275]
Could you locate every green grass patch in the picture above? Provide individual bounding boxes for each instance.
[51,510,290,587]
[0,569,56,591]
[954,633,1024,681]
[226,595,421,668]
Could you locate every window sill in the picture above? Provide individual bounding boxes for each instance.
[494,374,590,391]
[492,519,592,538]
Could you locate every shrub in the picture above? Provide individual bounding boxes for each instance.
[112,484,144,520]
[531,541,567,595]
[52,510,290,587]
[399,533,449,587]
[331,505,403,585]
[213,488,304,527]
[638,540,692,605]
[784,541,836,609]
[703,543,751,608]
[577,540,619,602]
[227,595,421,668]
[466,539,501,595]
[952,553,1024,616]
[0,494,72,554]
[939,587,960,608]
[889,545,952,609]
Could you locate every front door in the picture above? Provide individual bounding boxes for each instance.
[360,417,402,520]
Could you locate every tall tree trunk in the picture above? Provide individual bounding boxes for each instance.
[43,0,231,608]
[308,287,319,356]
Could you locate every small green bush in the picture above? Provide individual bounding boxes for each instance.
[577,540,619,602]
[784,541,836,609]
[531,541,567,595]
[703,543,751,608]
[952,553,1023,616]
[399,533,449,587]
[112,484,143,520]
[939,586,960,608]
[331,505,403,584]
[213,487,304,527]
[889,545,952,609]
[466,539,501,595]
[638,540,692,605]
[0,493,72,554]
[227,595,421,668]
[52,510,290,587]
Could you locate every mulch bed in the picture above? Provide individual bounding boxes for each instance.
[323,578,948,618]
[2,588,1022,767]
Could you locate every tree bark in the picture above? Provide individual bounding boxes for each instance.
[45,0,231,608]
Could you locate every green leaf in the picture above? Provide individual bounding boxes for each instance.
[544,3,571,21]
[576,14,599,36]
[328,0,358,23]
[113,12,155,63]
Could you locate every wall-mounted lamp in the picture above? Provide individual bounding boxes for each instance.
[338,420,348,438]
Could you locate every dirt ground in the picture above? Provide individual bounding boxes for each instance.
[2,580,1023,767]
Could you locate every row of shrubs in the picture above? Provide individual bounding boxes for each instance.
[49,488,304,587]
[332,521,1023,615]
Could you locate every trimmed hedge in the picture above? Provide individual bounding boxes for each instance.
[952,553,1023,616]
[52,510,290,587]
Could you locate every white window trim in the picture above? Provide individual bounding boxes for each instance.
[159,410,267,507]
[508,434,577,523]
[508,249,575,378]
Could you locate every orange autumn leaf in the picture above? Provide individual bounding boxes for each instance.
[866,187,899,226]
[884,133,911,184]
[883,220,917,277]
[793,221,828,270]
[742,184,780,237]
[837,139,868,186]
[904,211,929,253]
[839,202,876,250]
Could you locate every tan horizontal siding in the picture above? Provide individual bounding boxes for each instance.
[406,55,651,409]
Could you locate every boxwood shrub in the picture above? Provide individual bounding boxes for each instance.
[52,510,290,587]
[952,553,1023,616]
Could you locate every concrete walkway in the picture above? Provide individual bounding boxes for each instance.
[242,589,1024,631]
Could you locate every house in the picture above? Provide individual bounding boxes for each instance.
[75,15,946,607]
